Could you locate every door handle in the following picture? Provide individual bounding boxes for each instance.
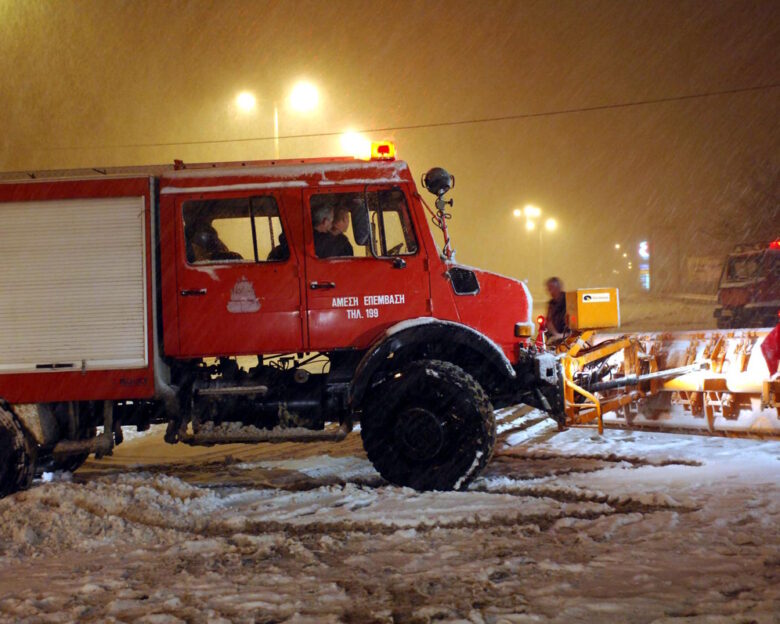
[310,281,336,290]
[180,288,208,296]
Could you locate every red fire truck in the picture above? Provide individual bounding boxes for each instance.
[0,144,563,496]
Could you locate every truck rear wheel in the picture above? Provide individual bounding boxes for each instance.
[361,359,495,491]
[0,404,36,497]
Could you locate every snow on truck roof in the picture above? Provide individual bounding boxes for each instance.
[0,157,412,186]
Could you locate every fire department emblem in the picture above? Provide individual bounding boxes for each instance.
[227,276,260,313]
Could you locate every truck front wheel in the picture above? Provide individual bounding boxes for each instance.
[361,360,495,491]
[0,404,36,497]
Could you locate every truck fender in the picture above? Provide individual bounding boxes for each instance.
[349,317,516,409]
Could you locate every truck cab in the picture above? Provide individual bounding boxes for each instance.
[158,156,531,361]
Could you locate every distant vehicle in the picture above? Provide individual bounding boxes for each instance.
[714,240,780,328]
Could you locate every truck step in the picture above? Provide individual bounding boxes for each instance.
[181,422,351,445]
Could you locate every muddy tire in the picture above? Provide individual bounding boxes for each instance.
[0,403,36,497]
[361,359,495,491]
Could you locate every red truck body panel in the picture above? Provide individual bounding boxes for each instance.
[0,177,156,403]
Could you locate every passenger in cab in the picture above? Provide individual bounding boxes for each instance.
[267,232,290,261]
[327,204,354,257]
[186,222,243,262]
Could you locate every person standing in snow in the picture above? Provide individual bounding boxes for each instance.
[545,276,568,342]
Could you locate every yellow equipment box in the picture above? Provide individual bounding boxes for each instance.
[565,288,620,330]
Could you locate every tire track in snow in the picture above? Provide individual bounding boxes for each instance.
[497,447,702,467]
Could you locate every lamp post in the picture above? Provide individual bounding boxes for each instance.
[281,81,319,159]
[542,217,557,280]
[235,81,320,160]
[513,205,558,285]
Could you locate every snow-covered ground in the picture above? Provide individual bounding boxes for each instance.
[1,406,777,623]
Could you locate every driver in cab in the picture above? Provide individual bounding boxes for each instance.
[312,203,334,258]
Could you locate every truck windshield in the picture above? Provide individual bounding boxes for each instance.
[725,253,763,282]
[366,189,418,258]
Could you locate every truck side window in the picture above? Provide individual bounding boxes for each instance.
[183,196,288,264]
[308,189,416,259]
[367,189,418,257]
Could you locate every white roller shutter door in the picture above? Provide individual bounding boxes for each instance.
[0,196,148,372]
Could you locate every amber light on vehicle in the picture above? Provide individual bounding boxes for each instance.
[371,141,396,160]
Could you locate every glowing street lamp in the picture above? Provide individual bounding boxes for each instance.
[289,81,319,112]
[524,204,542,219]
[275,81,320,159]
[544,217,557,231]
[235,91,257,112]
[525,220,536,231]
[513,208,523,218]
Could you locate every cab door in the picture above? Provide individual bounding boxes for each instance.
[303,184,431,351]
[171,189,304,357]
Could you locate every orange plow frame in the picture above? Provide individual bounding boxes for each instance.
[557,328,780,438]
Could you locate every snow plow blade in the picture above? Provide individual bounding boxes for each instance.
[557,328,780,438]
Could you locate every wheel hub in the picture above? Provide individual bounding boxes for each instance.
[394,407,447,462]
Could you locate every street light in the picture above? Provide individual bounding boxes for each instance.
[513,205,558,284]
[289,81,319,112]
[235,82,320,160]
[235,91,257,112]
[275,81,320,159]
[614,243,621,250]
[524,204,541,219]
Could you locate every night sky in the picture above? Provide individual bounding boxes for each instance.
[1,0,777,291]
